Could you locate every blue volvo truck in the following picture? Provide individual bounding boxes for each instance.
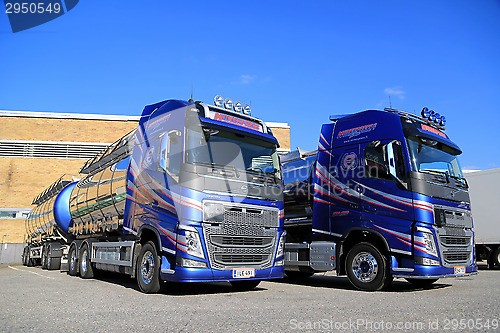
[281,107,477,291]
[23,96,285,293]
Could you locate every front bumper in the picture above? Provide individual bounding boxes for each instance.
[160,263,284,283]
[393,263,478,279]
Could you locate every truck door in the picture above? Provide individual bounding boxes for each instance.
[358,139,414,255]
[319,144,362,237]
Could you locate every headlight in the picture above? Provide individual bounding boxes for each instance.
[276,231,286,258]
[422,232,438,257]
[179,226,205,259]
[203,203,224,222]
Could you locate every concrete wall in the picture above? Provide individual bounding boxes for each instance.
[0,243,24,264]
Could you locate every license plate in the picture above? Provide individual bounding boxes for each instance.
[454,266,466,275]
[232,268,255,279]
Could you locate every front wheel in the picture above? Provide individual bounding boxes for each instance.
[345,242,392,291]
[136,242,162,294]
[230,280,261,291]
[405,278,439,287]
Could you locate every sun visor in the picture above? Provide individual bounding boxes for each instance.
[403,121,462,155]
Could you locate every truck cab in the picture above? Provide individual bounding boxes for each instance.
[282,108,477,291]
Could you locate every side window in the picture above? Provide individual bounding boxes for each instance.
[364,141,391,180]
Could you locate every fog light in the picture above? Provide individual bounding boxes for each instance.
[178,257,208,268]
[274,260,284,267]
[416,256,440,266]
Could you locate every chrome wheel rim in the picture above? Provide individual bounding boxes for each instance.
[352,251,378,283]
[141,251,155,285]
[70,250,77,271]
[81,250,87,273]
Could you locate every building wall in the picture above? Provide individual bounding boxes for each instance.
[3,116,138,142]
[0,111,290,245]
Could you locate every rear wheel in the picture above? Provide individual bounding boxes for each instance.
[405,278,439,287]
[79,244,94,279]
[230,280,261,291]
[68,245,78,276]
[345,242,392,291]
[136,242,162,293]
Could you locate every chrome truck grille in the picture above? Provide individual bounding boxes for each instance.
[436,225,474,268]
[202,201,279,270]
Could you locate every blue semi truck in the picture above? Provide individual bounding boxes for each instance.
[22,96,285,293]
[281,107,477,291]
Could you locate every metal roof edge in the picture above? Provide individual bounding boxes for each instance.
[0,110,141,121]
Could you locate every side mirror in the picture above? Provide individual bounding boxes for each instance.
[159,130,181,173]
[385,140,408,189]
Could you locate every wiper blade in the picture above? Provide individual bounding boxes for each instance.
[420,169,445,176]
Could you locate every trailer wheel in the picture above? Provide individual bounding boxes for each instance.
[79,244,94,279]
[345,242,392,291]
[68,246,78,276]
[22,247,28,266]
[230,280,261,291]
[136,241,162,293]
[405,278,439,287]
[41,245,48,269]
[26,247,34,267]
[47,244,61,271]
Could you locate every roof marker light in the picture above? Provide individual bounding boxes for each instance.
[224,98,233,110]
[434,113,441,124]
[234,101,243,113]
[440,116,446,127]
[421,107,431,118]
[428,110,436,122]
[214,95,224,107]
[243,104,251,116]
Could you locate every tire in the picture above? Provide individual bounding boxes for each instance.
[26,247,34,267]
[22,247,28,266]
[230,280,261,291]
[345,242,392,291]
[493,247,500,268]
[41,245,48,269]
[68,245,78,276]
[405,278,439,287]
[136,242,162,293]
[284,271,315,279]
[79,244,94,279]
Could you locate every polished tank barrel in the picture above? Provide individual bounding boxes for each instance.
[25,179,77,242]
[69,156,129,235]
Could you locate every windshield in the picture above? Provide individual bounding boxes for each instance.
[406,136,464,179]
[186,126,280,178]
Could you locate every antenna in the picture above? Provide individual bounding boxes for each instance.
[389,95,392,110]
[188,83,194,103]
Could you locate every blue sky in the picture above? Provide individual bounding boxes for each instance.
[1,0,499,170]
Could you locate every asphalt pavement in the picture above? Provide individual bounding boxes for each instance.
[0,264,498,332]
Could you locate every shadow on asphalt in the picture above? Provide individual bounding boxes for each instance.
[57,263,499,295]
[273,274,453,292]
[84,270,267,296]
